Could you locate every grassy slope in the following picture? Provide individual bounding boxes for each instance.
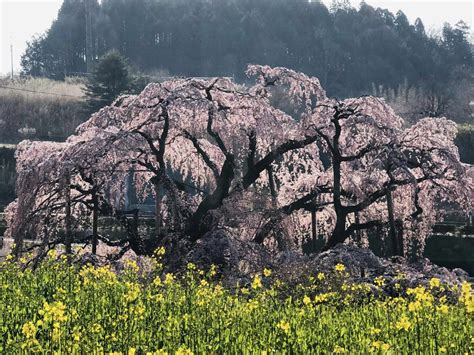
[0,76,88,211]
[0,76,87,144]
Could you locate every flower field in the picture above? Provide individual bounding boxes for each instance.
[0,251,473,354]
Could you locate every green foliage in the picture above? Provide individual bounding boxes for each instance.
[85,51,131,114]
[0,255,472,353]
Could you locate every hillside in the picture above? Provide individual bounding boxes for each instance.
[22,0,472,113]
[0,77,86,144]
[0,77,88,210]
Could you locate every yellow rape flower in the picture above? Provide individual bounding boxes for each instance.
[124,259,139,273]
[277,320,290,334]
[437,304,449,314]
[39,301,67,323]
[303,295,311,306]
[73,330,81,342]
[465,297,474,313]
[333,345,346,353]
[429,277,441,289]
[395,315,411,331]
[209,264,217,277]
[374,276,385,287]
[91,323,103,334]
[154,246,166,257]
[52,327,61,342]
[125,282,140,303]
[369,327,381,335]
[187,263,196,271]
[335,264,346,273]
[380,343,390,351]
[164,273,175,285]
[252,274,262,290]
[408,301,422,312]
[317,272,325,281]
[152,276,162,287]
[373,341,390,351]
[461,281,472,293]
[314,292,332,304]
[214,284,224,296]
[263,268,272,277]
[22,322,36,338]
[175,346,194,355]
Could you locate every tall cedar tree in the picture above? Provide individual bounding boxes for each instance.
[85,51,130,113]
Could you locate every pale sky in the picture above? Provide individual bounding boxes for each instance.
[0,0,473,75]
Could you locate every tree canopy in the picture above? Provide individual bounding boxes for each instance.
[6,65,472,260]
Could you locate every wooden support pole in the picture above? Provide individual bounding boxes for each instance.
[92,190,98,254]
[354,211,361,246]
[64,174,72,255]
[154,182,161,237]
[267,167,277,207]
[311,209,317,241]
[386,188,398,255]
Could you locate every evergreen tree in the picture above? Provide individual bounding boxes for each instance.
[85,51,131,114]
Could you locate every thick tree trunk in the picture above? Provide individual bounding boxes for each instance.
[324,112,348,250]
[266,166,289,250]
[322,122,347,251]
[186,156,235,241]
[254,214,280,244]
[323,212,347,251]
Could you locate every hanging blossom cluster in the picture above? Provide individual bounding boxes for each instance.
[5,65,472,257]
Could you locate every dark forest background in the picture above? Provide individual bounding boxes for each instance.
[20,0,473,121]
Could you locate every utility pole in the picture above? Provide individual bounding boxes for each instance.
[10,44,14,80]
